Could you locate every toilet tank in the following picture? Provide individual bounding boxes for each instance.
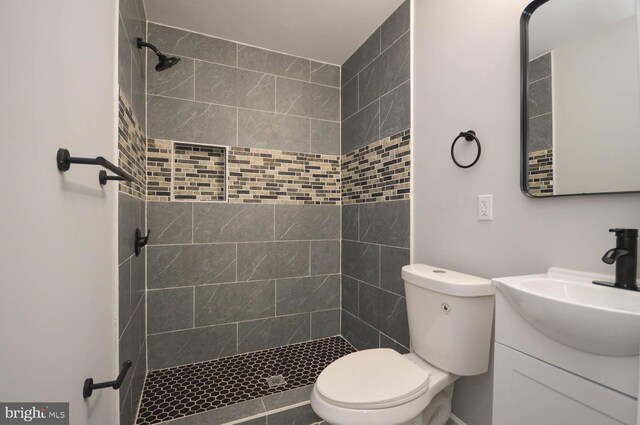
[402,264,495,376]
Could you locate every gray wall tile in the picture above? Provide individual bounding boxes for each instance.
[528,76,552,117]
[131,249,145,308]
[341,76,359,120]
[148,324,237,369]
[237,314,310,353]
[118,192,142,263]
[310,240,340,275]
[342,29,381,86]
[118,15,133,103]
[120,0,146,72]
[342,240,379,285]
[195,280,275,326]
[238,45,310,80]
[148,244,236,289]
[147,55,195,99]
[380,333,409,354]
[359,200,410,248]
[238,109,309,152]
[341,311,378,350]
[195,61,275,112]
[193,203,274,243]
[237,241,310,281]
[381,0,410,51]
[528,113,553,151]
[310,62,340,87]
[380,246,409,296]
[148,95,237,145]
[148,202,192,245]
[341,275,359,316]
[341,204,359,241]
[119,260,131,337]
[148,287,194,334]
[267,403,321,425]
[168,399,265,425]
[358,282,409,347]
[358,33,410,107]
[341,100,380,154]
[380,81,410,139]
[148,23,237,66]
[276,78,339,121]
[309,83,340,121]
[275,205,340,240]
[262,385,313,411]
[310,120,340,155]
[529,52,551,82]
[311,309,341,339]
[276,275,340,315]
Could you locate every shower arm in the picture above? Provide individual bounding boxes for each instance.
[137,38,161,55]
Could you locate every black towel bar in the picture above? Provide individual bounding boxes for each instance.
[57,148,133,185]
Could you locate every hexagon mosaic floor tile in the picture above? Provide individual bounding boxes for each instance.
[135,336,356,425]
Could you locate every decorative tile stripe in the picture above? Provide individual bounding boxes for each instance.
[136,336,356,425]
[227,147,340,205]
[528,148,554,196]
[341,130,411,204]
[173,143,226,201]
[118,91,146,199]
[147,139,172,201]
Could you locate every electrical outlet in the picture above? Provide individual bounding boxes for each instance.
[478,195,493,221]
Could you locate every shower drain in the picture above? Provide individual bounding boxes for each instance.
[266,375,287,388]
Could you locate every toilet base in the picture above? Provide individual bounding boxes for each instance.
[311,386,453,425]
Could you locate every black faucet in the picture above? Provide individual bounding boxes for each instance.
[593,228,638,291]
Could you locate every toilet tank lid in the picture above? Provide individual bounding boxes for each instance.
[402,264,494,297]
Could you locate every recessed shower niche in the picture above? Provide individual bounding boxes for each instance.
[147,140,227,202]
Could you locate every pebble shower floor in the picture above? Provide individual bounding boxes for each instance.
[135,336,356,425]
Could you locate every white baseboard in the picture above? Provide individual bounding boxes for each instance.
[449,413,467,425]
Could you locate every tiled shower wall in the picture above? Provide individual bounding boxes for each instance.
[145,23,342,371]
[528,53,554,196]
[340,1,412,353]
[117,0,148,424]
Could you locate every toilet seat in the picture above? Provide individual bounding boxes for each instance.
[315,349,431,409]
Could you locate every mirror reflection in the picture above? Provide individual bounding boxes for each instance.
[523,0,640,196]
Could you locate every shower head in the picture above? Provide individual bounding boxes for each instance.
[156,54,181,72]
[137,38,181,72]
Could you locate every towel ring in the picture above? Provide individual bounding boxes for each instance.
[451,130,481,169]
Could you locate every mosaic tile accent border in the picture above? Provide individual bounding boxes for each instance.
[342,130,411,205]
[147,139,172,201]
[174,143,226,201]
[136,336,355,425]
[227,147,340,205]
[528,148,554,196]
[118,91,146,199]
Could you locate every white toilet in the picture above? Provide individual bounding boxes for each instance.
[311,264,495,425]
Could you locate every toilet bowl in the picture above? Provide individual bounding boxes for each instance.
[310,350,456,425]
[311,265,495,425]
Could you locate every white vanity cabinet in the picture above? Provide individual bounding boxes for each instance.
[492,281,639,425]
[493,343,637,425]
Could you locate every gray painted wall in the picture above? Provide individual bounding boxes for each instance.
[413,0,640,424]
[118,0,148,424]
[340,1,412,353]
[145,24,342,370]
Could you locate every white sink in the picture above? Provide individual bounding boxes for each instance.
[493,268,640,357]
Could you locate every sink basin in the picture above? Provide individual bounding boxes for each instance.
[493,268,640,357]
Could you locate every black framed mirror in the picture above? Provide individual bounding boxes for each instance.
[521,0,640,197]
